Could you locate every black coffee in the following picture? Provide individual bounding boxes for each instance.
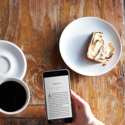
[0,81,26,112]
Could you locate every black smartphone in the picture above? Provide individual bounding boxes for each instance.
[43,69,73,125]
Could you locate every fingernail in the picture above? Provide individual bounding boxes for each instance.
[41,95,44,99]
[41,106,45,109]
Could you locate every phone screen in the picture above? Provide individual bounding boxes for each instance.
[43,70,73,124]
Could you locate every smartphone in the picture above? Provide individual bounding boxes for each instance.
[43,69,73,125]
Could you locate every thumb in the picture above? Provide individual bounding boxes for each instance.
[71,90,87,106]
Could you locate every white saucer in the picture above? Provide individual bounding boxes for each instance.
[59,17,122,76]
[0,40,27,79]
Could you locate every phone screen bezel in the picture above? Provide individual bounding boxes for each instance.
[43,69,73,125]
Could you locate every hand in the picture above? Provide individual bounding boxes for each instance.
[41,95,46,114]
[71,90,104,125]
[41,91,105,125]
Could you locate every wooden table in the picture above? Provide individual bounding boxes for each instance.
[0,0,124,125]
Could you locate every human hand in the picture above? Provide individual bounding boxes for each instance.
[71,90,105,125]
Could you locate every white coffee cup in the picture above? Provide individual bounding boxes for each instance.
[0,77,30,115]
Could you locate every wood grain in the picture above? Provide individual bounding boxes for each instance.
[0,119,3,125]
[0,106,46,118]
[4,119,47,125]
[0,0,125,125]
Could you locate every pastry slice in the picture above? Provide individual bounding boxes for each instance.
[87,32,115,63]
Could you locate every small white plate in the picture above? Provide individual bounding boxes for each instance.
[0,40,27,79]
[59,17,122,76]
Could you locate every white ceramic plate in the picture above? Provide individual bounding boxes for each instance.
[59,17,122,76]
[0,40,27,79]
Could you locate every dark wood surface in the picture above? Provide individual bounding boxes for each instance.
[0,0,125,125]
